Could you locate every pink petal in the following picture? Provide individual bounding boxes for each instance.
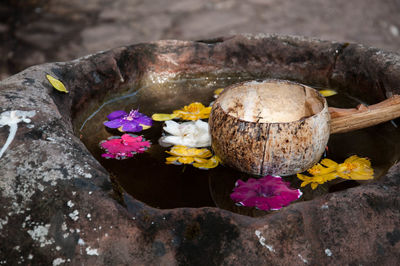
[230,175,302,211]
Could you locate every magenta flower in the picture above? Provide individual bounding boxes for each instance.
[230,175,302,211]
[99,134,151,159]
[104,109,152,132]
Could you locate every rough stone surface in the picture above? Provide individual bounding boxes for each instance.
[1,0,400,80]
[0,35,400,265]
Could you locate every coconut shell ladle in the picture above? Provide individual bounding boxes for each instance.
[209,79,400,176]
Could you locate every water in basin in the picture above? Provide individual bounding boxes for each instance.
[74,73,400,217]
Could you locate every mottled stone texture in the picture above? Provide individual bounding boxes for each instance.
[0,34,399,265]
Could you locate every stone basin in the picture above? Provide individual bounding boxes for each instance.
[1,34,400,265]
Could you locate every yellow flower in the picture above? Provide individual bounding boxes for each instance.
[166,145,212,165]
[297,172,338,190]
[336,155,374,180]
[296,155,374,189]
[152,102,211,121]
[193,155,221,169]
[172,102,211,120]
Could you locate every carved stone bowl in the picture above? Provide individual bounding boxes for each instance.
[0,34,399,264]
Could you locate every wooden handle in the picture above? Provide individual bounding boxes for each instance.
[329,95,400,134]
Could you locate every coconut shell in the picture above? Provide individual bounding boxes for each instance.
[209,79,330,176]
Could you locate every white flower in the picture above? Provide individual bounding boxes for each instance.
[159,120,211,147]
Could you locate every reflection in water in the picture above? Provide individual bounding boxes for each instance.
[75,74,400,217]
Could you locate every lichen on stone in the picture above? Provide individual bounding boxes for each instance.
[0,110,36,158]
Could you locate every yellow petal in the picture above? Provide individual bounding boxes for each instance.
[196,149,212,158]
[344,155,359,164]
[296,173,309,181]
[300,182,309,187]
[319,89,337,97]
[140,124,151,130]
[337,172,351,180]
[178,156,194,164]
[193,156,220,169]
[166,146,188,156]
[193,157,209,164]
[152,113,178,121]
[320,158,338,168]
[355,157,372,167]
[323,172,339,182]
[165,156,179,164]
[117,126,124,132]
[46,74,69,93]
[311,183,318,190]
[214,88,224,96]
[348,171,374,180]
[166,156,179,162]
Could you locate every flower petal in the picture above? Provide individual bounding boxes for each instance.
[230,175,301,211]
[163,120,181,135]
[318,89,337,97]
[178,156,194,164]
[121,122,142,132]
[107,110,127,120]
[193,156,220,169]
[152,113,178,121]
[104,119,123,129]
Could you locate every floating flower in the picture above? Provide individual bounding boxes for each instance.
[159,120,211,147]
[336,155,374,180]
[165,145,212,165]
[230,175,302,211]
[152,102,211,121]
[193,155,221,169]
[296,156,373,189]
[173,102,211,120]
[100,134,151,159]
[104,109,152,132]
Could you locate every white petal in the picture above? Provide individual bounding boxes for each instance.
[163,120,181,135]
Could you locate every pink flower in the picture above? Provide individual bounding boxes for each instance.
[99,134,151,159]
[230,175,302,211]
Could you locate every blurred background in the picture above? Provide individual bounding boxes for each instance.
[1,0,399,80]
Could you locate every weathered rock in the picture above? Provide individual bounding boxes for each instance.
[0,34,399,265]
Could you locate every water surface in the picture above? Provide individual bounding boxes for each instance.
[75,74,400,217]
